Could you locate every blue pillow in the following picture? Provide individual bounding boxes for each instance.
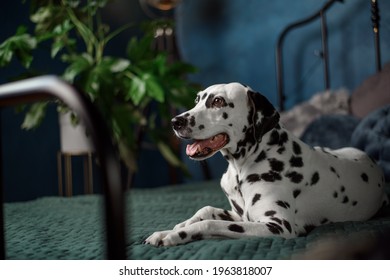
[351,105,390,181]
[301,114,360,149]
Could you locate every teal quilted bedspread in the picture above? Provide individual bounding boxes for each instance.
[4,181,390,259]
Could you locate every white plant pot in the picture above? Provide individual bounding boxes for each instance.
[59,112,94,153]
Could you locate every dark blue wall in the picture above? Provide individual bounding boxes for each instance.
[176,0,390,107]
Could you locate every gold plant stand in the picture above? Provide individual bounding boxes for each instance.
[57,152,94,196]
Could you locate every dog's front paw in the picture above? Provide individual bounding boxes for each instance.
[144,229,195,247]
[144,230,173,246]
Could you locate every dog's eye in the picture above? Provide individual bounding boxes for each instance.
[212,97,225,108]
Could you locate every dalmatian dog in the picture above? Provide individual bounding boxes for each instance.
[145,83,388,246]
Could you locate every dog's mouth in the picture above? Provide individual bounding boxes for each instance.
[186,133,229,159]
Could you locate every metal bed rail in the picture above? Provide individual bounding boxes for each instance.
[275,0,382,111]
[0,76,126,260]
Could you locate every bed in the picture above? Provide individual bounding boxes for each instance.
[3,179,390,260]
[1,0,390,260]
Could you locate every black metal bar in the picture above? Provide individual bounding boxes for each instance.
[371,0,382,72]
[0,76,126,260]
[320,11,330,89]
[275,0,343,111]
[0,108,4,260]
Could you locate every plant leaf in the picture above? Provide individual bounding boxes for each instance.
[62,53,93,82]
[127,74,146,105]
[144,73,165,103]
[21,102,48,130]
[0,26,37,68]
[109,58,130,73]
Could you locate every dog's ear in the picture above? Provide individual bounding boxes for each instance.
[247,90,280,142]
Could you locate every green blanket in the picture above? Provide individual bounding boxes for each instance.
[4,181,390,259]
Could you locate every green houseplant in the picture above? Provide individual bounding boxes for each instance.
[0,0,198,175]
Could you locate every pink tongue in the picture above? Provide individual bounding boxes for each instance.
[186,134,225,156]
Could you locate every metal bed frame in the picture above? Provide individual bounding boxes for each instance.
[275,0,382,111]
[0,76,126,259]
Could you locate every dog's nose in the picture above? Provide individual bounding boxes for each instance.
[172,116,188,130]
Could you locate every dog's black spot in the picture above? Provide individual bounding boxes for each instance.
[236,123,257,154]
[266,222,284,234]
[352,201,358,206]
[247,174,261,184]
[277,146,286,154]
[279,132,289,146]
[310,172,320,186]
[252,193,261,206]
[229,123,233,127]
[333,191,338,198]
[198,124,205,130]
[269,158,284,172]
[342,196,349,203]
[235,175,241,185]
[303,224,316,235]
[191,233,203,241]
[293,189,301,198]
[242,126,247,133]
[289,156,303,167]
[252,143,260,154]
[229,102,235,108]
[330,166,340,178]
[178,231,187,240]
[157,240,164,247]
[261,171,282,182]
[223,112,229,119]
[183,113,190,117]
[265,210,276,216]
[201,92,208,100]
[228,224,245,233]
[232,147,247,159]
[320,218,329,225]
[235,186,243,197]
[276,200,290,209]
[267,130,280,145]
[270,217,282,225]
[292,141,302,155]
[285,171,303,184]
[340,186,345,192]
[212,214,216,220]
[205,94,215,108]
[218,210,234,221]
[231,200,244,216]
[189,116,196,127]
[283,220,292,233]
[255,150,267,163]
[361,173,369,183]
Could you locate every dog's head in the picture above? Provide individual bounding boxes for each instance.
[172,83,279,160]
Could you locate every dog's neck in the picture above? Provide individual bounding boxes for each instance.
[221,125,287,169]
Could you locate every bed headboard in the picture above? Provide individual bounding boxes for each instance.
[275,0,382,111]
